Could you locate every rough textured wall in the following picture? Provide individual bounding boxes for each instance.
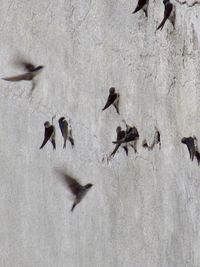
[0,1,200,267]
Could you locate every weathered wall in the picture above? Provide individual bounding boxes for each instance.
[1,1,200,266]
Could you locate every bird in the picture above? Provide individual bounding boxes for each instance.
[57,170,93,212]
[58,117,74,148]
[157,0,175,31]
[181,137,195,161]
[132,0,149,17]
[68,120,75,147]
[142,127,161,150]
[113,123,139,153]
[102,87,120,114]
[40,121,56,150]
[2,60,44,91]
[193,136,200,165]
[110,126,128,157]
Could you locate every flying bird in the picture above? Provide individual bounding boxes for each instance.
[58,117,74,148]
[40,121,56,150]
[110,126,128,157]
[2,60,44,91]
[102,87,120,114]
[181,137,195,161]
[57,170,93,212]
[132,0,149,17]
[157,0,175,31]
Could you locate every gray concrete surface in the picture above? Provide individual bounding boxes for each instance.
[0,1,200,266]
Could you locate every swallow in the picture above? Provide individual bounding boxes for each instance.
[142,127,161,150]
[181,137,195,161]
[58,117,68,149]
[2,61,44,91]
[110,126,128,157]
[157,0,175,31]
[193,136,200,165]
[155,128,161,149]
[58,117,74,148]
[68,121,75,147]
[40,121,56,150]
[113,123,139,153]
[132,0,149,17]
[57,170,93,212]
[102,87,120,114]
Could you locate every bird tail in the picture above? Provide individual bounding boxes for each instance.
[71,203,76,212]
[110,144,121,157]
[40,139,48,149]
[195,151,200,165]
[69,137,74,148]
[51,138,56,150]
[123,146,128,156]
[132,5,141,14]
[113,101,120,115]
[63,139,67,149]
[157,17,167,31]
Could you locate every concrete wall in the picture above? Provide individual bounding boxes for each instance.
[0,1,200,266]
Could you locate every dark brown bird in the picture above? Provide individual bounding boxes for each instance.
[57,170,93,212]
[132,0,149,17]
[102,87,120,114]
[40,121,56,150]
[2,61,44,91]
[113,124,139,153]
[110,126,128,157]
[157,0,175,31]
[181,137,195,161]
[58,117,74,149]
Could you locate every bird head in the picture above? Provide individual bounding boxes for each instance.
[163,0,169,4]
[116,126,121,133]
[37,65,44,70]
[44,121,50,127]
[85,184,93,189]
[109,87,115,94]
[181,137,187,144]
[58,117,65,123]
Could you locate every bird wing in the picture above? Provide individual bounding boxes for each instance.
[40,126,54,149]
[102,93,117,110]
[117,130,126,141]
[110,130,126,157]
[60,121,68,138]
[182,137,195,160]
[59,172,82,196]
[157,3,173,30]
[2,72,33,81]
[133,0,147,13]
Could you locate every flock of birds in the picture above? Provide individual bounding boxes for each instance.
[1,0,196,212]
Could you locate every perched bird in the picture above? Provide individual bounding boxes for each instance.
[68,121,75,147]
[157,0,175,31]
[142,127,161,150]
[40,121,56,150]
[2,60,44,91]
[113,123,139,153]
[57,170,93,212]
[193,136,200,165]
[58,117,74,148]
[132,0,149,17]
[102,87,120,114]
[195,151,200,165]
[110,126,128,157]
[181,137,195,161]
